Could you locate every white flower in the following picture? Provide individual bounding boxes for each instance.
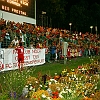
[50,78,57,83]
[82,68,85,71]
[35,81,38,83]
[79,78,82,80]
[69,77,71,81]
[25,85,28,88]
[91,94,94,96]
[33,88,35,92]
[65,86,69,89]
[56,87,60,91]
[73,90,76,93]
[68,89,72,93]
[46,88,52,96]
[59,93,64,98]
[50,79,53,81]
[49,82,51,85]
[76,78,78,80]
[47,97,51,100]
[47,88,51,92]
[85,90,88,95]
[29,84,32,86]
[45,85,48,88]
[42,94,46,98]
[55,73,57,75]
[94,86,97,89]
[39,84,42,87]
[74,74,76,78]
[59,90,66,98]
[29,86,33,90]
[62,90,67,93]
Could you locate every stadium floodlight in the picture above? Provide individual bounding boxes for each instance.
[90,26,93,33]
[95,26,97,35]
[69,23,72,33]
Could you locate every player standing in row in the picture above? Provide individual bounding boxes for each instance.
[15,42,24,71]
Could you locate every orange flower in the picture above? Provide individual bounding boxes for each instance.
[38,98,41,100]
[33,96,36,98]
[82,96,92,100]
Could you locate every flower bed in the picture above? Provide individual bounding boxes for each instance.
[21,59,100,100]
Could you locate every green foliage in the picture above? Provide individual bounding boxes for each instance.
[0,67,35,99]
[0,93,9,100]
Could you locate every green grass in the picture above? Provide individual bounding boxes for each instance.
[0,56,99,99]
[32,56,91,77]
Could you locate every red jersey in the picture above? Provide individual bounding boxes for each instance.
[67,47,71,57]
[16,46,24,63]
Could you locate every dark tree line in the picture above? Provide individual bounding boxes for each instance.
[36,0,100,33]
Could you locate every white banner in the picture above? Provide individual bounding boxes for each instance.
[0,48,45,72]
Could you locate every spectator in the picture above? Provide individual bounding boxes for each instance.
[42,43,51,63]
[0,19,100,60]
[11,36,19,47]
[3,32,11,48]
[50,42,56,61]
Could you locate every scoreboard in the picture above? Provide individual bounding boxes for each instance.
[0,0,35,18]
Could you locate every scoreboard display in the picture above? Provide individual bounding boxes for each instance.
[0,0,35,18]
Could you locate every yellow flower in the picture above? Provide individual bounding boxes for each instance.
[30,90,50,99]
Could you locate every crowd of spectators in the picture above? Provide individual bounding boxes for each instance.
[0,18,100,62]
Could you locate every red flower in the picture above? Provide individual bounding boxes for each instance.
[52,91,59,98]
[52,95,58,98]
